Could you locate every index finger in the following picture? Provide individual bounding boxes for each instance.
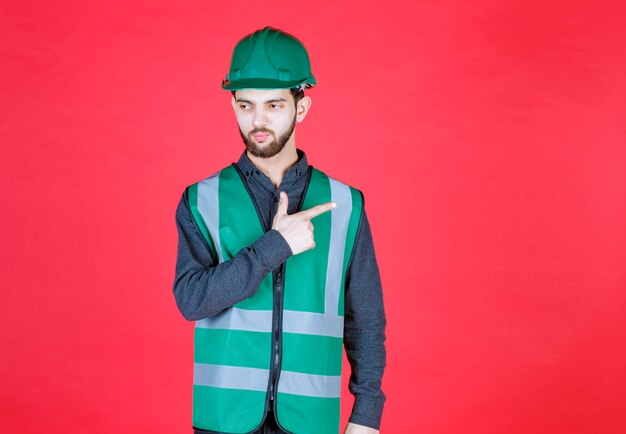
[298,201,337,220]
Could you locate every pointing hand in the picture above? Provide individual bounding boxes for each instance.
[272,191,336,255]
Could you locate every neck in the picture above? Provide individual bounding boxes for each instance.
[247,140,298,189]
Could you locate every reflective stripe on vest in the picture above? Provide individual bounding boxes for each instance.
[187,164,363,434]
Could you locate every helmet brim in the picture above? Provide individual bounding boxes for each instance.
[222,77,316,91]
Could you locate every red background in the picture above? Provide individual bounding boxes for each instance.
[1,1,625,433]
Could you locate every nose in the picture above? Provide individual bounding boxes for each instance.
[252,108,268,128]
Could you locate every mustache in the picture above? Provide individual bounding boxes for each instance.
[249,128,274,135]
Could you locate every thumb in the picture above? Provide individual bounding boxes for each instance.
[276,191,289,216]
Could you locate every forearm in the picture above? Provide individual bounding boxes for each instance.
[344,210,387,430]
[345,318,386,429]
[173,191,292,321]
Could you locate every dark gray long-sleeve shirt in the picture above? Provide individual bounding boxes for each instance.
[173,149,386,430]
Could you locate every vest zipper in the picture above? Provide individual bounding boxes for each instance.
[269,263,285,405]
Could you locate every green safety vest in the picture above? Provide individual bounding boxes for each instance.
[186,163,363,434]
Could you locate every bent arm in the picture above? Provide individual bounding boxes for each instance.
[344,209,387,431]
[173,190,292,321]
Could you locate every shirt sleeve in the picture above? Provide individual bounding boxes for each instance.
[344,206,387,430]
[173,190,293,321]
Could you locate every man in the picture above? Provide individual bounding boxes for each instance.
[173,26,386,434]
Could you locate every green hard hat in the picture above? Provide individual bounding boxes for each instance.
[222,26,317,91]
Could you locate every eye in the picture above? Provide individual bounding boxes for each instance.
[269,103,282,110]
[238,103,251,110]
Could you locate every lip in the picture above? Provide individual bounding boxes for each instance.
[253,133,270,142]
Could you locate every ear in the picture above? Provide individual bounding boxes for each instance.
[296,96,312,123]
[231,93,237,111]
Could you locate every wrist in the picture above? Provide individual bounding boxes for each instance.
[344,422,380,434]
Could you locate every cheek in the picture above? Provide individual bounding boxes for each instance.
[235,114,251,130]
[276,111,295,128]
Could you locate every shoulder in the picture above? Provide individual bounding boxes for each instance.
[183,164,234,193]
[311,166,365,206]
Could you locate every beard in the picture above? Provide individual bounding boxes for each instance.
[239,114,297,159]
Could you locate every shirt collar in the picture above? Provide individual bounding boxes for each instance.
[236,148,309,183]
